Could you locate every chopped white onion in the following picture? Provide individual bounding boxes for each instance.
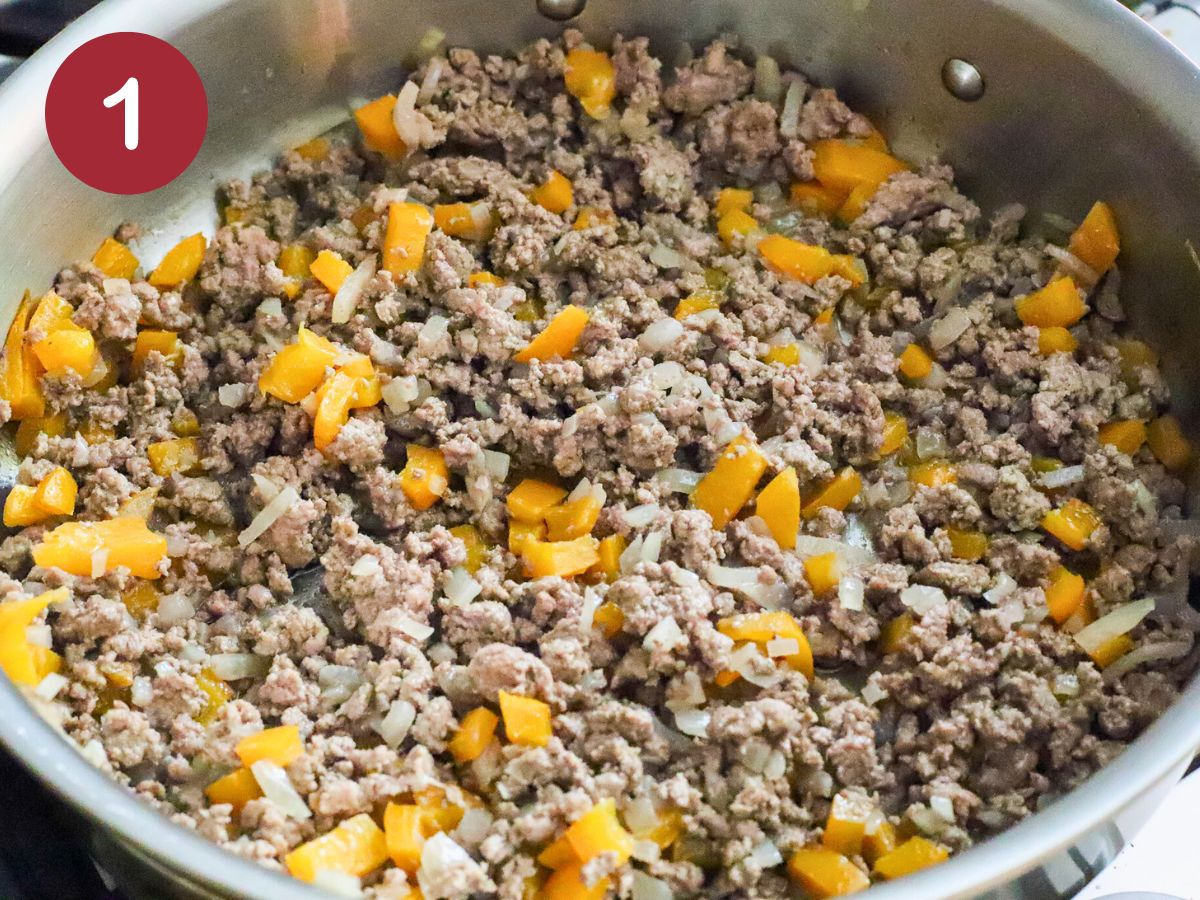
[179,642,206,663]
[838,575,865,611]
[396,614,434,642]
[251,760,311,819]
[443,567,482,606]
[375,699,416,748]
[632,870,674,900]
[1044,243,1100,287]
[922,362,949,389]
[258,297,283,317]
[130,676,152,706]
[624,504,661,528]
[655,468,702,495]
[330,255,377,324]
[651,361,684,390]
[218,383,249,408]
[928,308,972,350]
[914,427,948,460]
[740,739,771,773]
[453,806,493,846]
[729,643,781,688]
[34,672,68,701]
[209,653,270,681]
[766,636,800,657]
[644,616,685,652]
[624,796,659,833]
[639,318,684,353]
[1038,465,1084,489]
[983,572,1018,605]
[24,624,51,648]
[482,449,510,482]
[579,588,602,631]
[156,592,195,626]
[749,839,783,869]
[90,548,109,579]
[649,244,688,269]
[794,535,876,566]
[350,555,381,578]
[312,870,362,898]
[80,739,107,767]
[239,486,300,548]
[909,804,945,836]
[641,531,664,564]
[1074,598,1155,654]
[861,681,888,705]
[382,375,419,413]
[900,584,947,615]
[419,314,450,347]
[673,707,710,738]
[1052,673,1080,698]
[1102,638,1191,680]
[417,833,472,898]
[779,79,804,138]
[391,81,423,150]
[763,749,787,780]
[931,795,955,822]
[632,839,661,863]
[754,54,782,102]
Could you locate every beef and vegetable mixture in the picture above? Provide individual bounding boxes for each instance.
[1,29,1198,899]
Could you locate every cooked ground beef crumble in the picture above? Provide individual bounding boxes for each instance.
[0,29,1197,899]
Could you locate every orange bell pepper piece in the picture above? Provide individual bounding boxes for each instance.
[313,372,357,450]
[541,865,608,900]
[946,527,988,561]
[674,290,721,320]
[802,467,863,518]
[909,460,958,488]
[34,517,167,579]
[1,292,45,420]
[33,467,77,517]
[787,847,870,898]
[714,188,753,218]
[1146,414,1192,472]
[544,493,602,541]
[758,235,864,287]
[4,486,46,527]
[897,343,933,380]
[383,202,435,277]
[790,181,848,218]
[521,536,600,578]
[1046,566,1086,624]
[449,524,486,573]
[1042,498,1102,551]
[448,706,499,763]
[14,414,66,457]
[399,444,449,511]
[205,766,261,810]
[1098,419,1147,455]
[691,435,768,529]
[531,171,574,215]
[286,813,388,883]
[811,139,908,195]
[91,237,139,280]
[756,467,800,549]
[804,552,841,596]
[384,802,427,871]
[564,48,616,118]
[354,95,407,160]
[878,412,908,457]
[148,437,201,477]
[498,690,552,746]
[148,234,207,289]
[595,535,625,585]
[592,601,624,637]
[259,326,337,404]
[235,724,304,768]
[514,305,589,363]
[1067,201,1120,275]
[1015,277,1086,328]
[872,836,949,880]
[309,249,354,294]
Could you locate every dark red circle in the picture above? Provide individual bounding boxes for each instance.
[45,32,207,195]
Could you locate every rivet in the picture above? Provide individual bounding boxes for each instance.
[536,0,586,22]
[941,58,985,102]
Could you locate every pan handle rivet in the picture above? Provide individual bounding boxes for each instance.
[942,58,985,101]
[537,0,586,21]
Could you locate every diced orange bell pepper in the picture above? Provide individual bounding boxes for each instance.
[897,343,933,380]
[790,181,848,218]
[714,188,753,218]
[382,202,435,278]
[541,865,608,900]
[448,706,500,763]
[1045,566,1086,624]
[309,249,354,294]
[343,355,383,408]
[1068,201,1120,276]
[278,244,315,281]
[879,613,914,654]
[148,234,207,289]
[573,207,616,231]
[205,766,261,810]
[293,137,330,161]
[132,330,183,371]
[596,535,625,584]
[823,793,873,856]
[636,807,684,850]
[545,493,602,541]
[692,435,768,530]
[259,326,337,403]
[14,414,66,458]
[592,601,624,637]
[563,798,634,866]
[468,271,505,288]
[450,524,486,573]
[1089,633,1134,668]
[196,666,232,725]
[1,292,45,420]
[522,536,601,578]
[91,237,139,280]
[286,813,387,883]
[514,305,589,363]
[811,139,908,195]
[862,821,898,866]
[498,690,552,746]
[946,527,988,561]
[717,611,813,678]
[717,209,758,246]
[1042,498,1102,551]
[564,48,616,118]
[33,467,77,517]
[802,467,863,518]
[508,520,546,554]
[756,467,800,550]
[171,409,201,437]
[33,517,167,579]
[758,235,864,287]
[1098,419,1147,455]
[399,444,449,511]
[384,802,427,871]
[0,588,67,685]
[4,486,45,527]
[236,724,304,768]
[878,412,908,457]
[118,486,158,520]
[538,833,578,869]
[434,202,496,241]
[787,847,870,898]
[1015,277,1086,328]
[872,836,949,880]
[909,460,957,488]
[673,290,721,320]
[312,372,357,450]
[762,343,801,366]
[1037,326,1078,356]
[29,292,73,334]
[531,171,574,215]
[1146,414,1193,472]
[121,582,161,621]
[804,552,841,596]
[148,437,201,477]
[354,95,407,160]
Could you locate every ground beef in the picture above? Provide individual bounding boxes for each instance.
[5,28,1196,900]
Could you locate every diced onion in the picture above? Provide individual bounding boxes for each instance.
[739,739,770,773]
[655,468,702,494]
[312,870,362,898]
[928,308,972,351]
[673,707,710,738]
[419,314,450,347]
[454,807,493,846]
[914,427,948,460]
[483,449,510,482]
[794,535,876,566]
[251,760,311,819]
[90,548,109,579]
[639,318,684,353]
[780,79,804,138]
[382,375,419,413]
[763,749,786,779]
[749,840,784,869]
[1038,465,1084,489]
[930,795,955,822]
[157,592,195,626]
[909,804,945,836]
[25,624,51,648]
[632,871,674,900]
[649,244,688,269]
[624,504,661,528]
[34,672,68,701]
[1052,672,1080,697]
[417,59,444,105]
[80,739,107,767]
[632,839,661,863]
[754,54,782,102]
[396,614,434,641]
[729,643,781,688]
[444,566,482,606]
[707,565,787,608]
[1044,243,1100,287]
[375,699,416,748]
[418,833,473,898]
[644,616,684,652]
[922,362,949,389]
[838,575,865,611]
[1074,598,1154,655]
[766,636,800,657]
[900,584,947,614]
[1102,638,1191,680]
[209,653,270,681]
[258,297,283,317]
[351,555,381,578]
[179,642,206,663]
[218,383,249,408]
[131,676,152,706]
[239,486,300,548]
[331,255,377,325]
[861,681,888,705]
[983,572,1018,605]
[651,361,684,390]
[624,796,659,833]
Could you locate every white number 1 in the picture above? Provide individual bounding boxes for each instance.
[103,77,139,151]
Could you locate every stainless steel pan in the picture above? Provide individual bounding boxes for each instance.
[2,0,1200,896]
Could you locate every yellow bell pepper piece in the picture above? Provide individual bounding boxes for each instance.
[309,249,354,294]
[563,798,634,866]
[822,794,873,857]
[837,181,879,223]
[171,408,201,437]
[354,94,407,160]
[1098,419,1147,455]
[0,588,67,685]
[514,304,589,363]
[879,612,914,654]
[278,244,315,280]
[521,536,600,579]
[399,444,449,511]
[897,343,933,380]
[1,293,45,420]
[636,807,684,850]
[15,414,66,458]
[91,237,139,280]
[762,343,801,366]
[756,467,799,549]
[531,170,574,215]
[449,524,486,573]
[717,208,758,246]
[205,766,261,810]
[132,330,184,371]
[1115,338,1158,380]
[384,803,427,871]
[148,234,207,289]
[538,833,577,869]
[691,435,768,530]
[541,865,608,900]
[434,202,496,241]
[195,666,232,725]
[1015,277,1086,328]
[286,813,387,883]
[293,136,330,161]
[1068,201,1120,275]
[259,326,337,404]
[1042,498,1102,551]
[498,690,552,746]
[862,821,898,866]
[1045,566,1086,624]
[564,48,616,119]
[448,706,499,763]
[382,202,435,278]
[787,847,870,898]
[4,486,45,527]
[29,292,73,334]
[33,467,77,517]
[468,271,505,288]
[1146,414,1193,472]
[872,836,949,880]
[946,527,987,562]
[878,412,908,457]
[596,535,625,584]
[804,552,841,596]
[573,207,616,231]
[1090,633,1134,668]
[508,519,546,554]
[811,139,908,195]
[312,372,356,451]
[673,290,721,320]
[714,187,753,218]
[802,467,863,519]
[544,494,602,541]
[148,437,201,477]
[790,181,848,218]
[121,582,160,621]
[340,355,381,410]
[909,460,958,488]
[717,611,814,678]
[235,724,304,768]
[592,601,624,637]
[758,235,864,287]
[1037,326,1077,356]
[34,517,166,579]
